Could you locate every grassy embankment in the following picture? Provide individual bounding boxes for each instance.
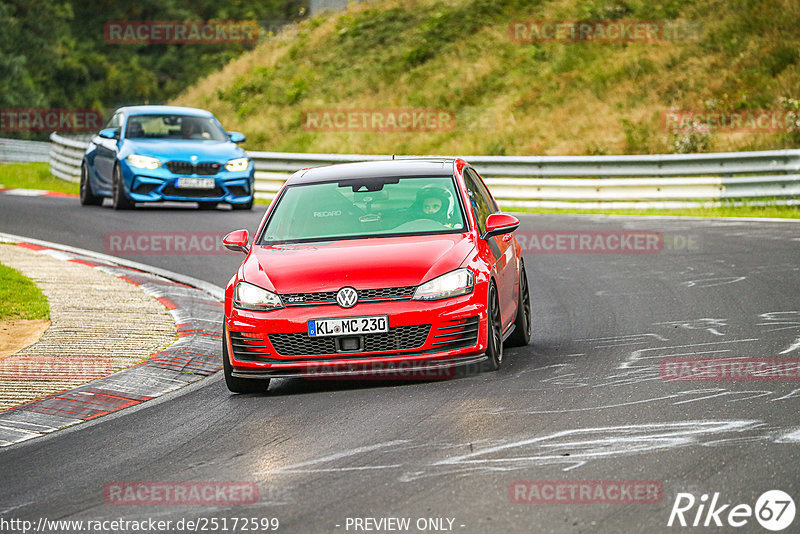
[0,163,78,195]
[0,261,49,321]
[12,0,800,217]
[169,0,800,217]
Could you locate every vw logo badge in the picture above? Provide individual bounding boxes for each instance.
[336,287,358,308]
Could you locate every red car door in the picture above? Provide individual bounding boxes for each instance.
[462,167,518,331]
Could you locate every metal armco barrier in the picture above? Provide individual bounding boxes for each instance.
[48,134,92,183]
[0,138,51,164]
[45,133,800,208]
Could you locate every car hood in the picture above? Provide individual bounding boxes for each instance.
[121,139,245,161]
[241,233,476,294]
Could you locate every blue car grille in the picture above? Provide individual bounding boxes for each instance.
[166,161,221,175]
[161,184,224,198]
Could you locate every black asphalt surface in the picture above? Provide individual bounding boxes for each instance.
[1,194,799,533]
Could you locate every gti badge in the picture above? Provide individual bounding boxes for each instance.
[336,287,358,308]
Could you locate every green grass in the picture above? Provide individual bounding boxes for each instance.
[0,163,78,195]
[0,261,50,321]
[174,0,800,156]
[510,203,800,219]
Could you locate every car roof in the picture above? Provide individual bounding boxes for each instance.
[115,105,214,118]
[288,159,456,185]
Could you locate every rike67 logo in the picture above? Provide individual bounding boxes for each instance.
[668,490,795,531]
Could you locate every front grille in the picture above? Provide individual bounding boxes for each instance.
[161,185,224,198]
[230,331,271,362]
[166,161,221,175]
[282,286,415,307]
[431,317,479,350]
[269,325,431,356]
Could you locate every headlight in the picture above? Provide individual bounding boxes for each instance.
[225,158,250,172]
[233,282,284,311]
[126,154,161,170]
[412,268,474,301]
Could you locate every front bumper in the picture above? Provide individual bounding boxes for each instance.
[224,294,488,378]
[121,163,254,204]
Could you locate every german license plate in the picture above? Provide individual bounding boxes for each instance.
[308,315,389,337]
[176,177,215,189]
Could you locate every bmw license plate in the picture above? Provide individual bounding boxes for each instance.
[176,177,215,189]
[308,315,388,337]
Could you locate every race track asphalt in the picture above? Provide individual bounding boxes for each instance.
[0,195,798,533]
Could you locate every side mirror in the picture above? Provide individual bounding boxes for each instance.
[484,213,520,239]
[228,131,246,143]
[98,128,119,140]
[223,229,249,254]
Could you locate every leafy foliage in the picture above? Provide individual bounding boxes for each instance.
[0,0,307,138]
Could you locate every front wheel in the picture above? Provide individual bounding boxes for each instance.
[79,162,102,206]
[223,336,270,394]
[112,164,134,210]
[482,282,503,372]
[505,260,531,347]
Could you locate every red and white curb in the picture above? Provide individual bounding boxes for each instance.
[0,235,223,447]
[0,188,77,198]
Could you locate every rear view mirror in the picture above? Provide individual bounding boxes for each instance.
[484,213,520,238]
[223,229,249,254]
[228,131,246,143]
[98,128,119,140]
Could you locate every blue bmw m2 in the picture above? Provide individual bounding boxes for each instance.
[80,105,254,210]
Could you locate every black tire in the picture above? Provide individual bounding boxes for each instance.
[198,201,218,210]
[112,164,134,210]
[223,336,270,394]
[231,197,253,210]
[79,162,103,206]
[505,261,532,347]
[482,282,503,372]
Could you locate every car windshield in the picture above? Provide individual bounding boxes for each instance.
[260,176,467,244]
[125,114,227,141]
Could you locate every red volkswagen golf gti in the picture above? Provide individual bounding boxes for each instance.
[221,158,530,393]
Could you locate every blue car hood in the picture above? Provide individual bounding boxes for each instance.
[121,139,246,162]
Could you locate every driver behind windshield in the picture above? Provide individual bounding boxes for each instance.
[406,186,452,225]
[181,117,206,139]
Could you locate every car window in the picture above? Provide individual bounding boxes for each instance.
[124,114,227,141]
[463,167,497,234]
[105,113,122,129]
[260,176,466,244]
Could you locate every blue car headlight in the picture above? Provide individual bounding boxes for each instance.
[127,154,162,170]
[225,158,250,172]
